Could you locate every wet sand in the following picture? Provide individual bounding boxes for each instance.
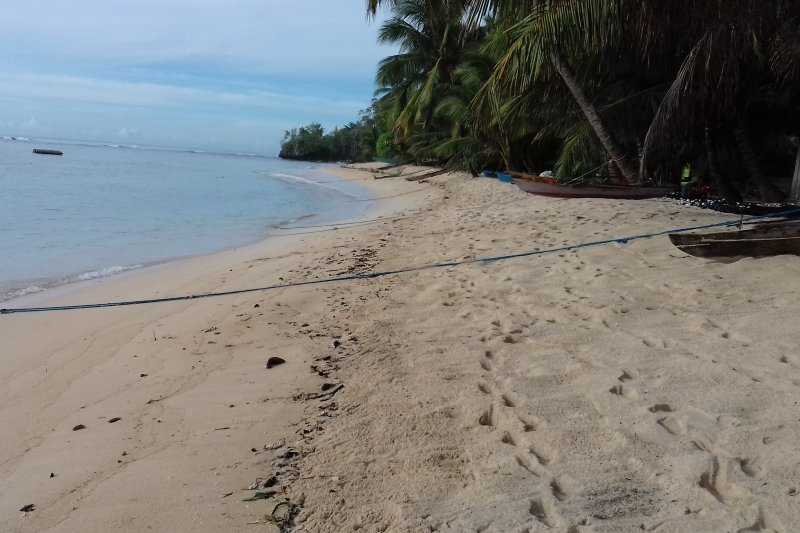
[0,166,428,532]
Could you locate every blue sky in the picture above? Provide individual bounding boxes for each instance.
[0,1,392,154]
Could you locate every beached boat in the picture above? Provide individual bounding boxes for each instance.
[669,219,800,258]
[510,172,674,199]
[32,148,63,156]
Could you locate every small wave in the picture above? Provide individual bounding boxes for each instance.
[0,264,145,303]
[6,285,45,299]
[75,264,143,282]
[270,172,360,199]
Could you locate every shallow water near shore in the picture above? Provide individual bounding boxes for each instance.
[0,138,370,301]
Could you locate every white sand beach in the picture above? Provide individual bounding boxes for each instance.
[3,165,800,532]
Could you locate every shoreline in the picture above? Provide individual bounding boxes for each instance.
[0,164,433,532]
[4,165,800,531]
[0,164,386,307]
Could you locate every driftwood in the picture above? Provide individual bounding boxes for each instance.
[373,162,407,172]
[373,169,408,179]
[405,169,450,182]
[375,167,434,180]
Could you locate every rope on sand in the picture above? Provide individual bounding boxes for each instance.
[3,208,799,315]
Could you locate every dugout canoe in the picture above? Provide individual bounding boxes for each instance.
[669,219,800,258]
[511,174,673,199]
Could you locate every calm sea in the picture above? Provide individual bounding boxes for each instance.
[0,138,371,301]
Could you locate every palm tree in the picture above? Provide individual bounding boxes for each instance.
[369,0,800,197]
[640,0,800,200]
[478,0,658,184]
[374,0,479,159]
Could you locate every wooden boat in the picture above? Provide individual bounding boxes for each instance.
[512,177,673,199]
[33,148,63,156]
[669,219,800,258]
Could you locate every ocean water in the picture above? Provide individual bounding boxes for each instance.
[0,138,371,301]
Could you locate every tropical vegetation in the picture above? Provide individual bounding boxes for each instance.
[281,0,800,201]
[279,105,380,162]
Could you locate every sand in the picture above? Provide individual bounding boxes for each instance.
[3,164,800,532]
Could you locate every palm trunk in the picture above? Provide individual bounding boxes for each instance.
[734,122,783,202]
[499,137,513,172]
[550,51,638,185]
[706,127,741,203]
[790,143,800,204]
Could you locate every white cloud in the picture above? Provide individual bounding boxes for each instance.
[0,0,392,79]
[0,72,366,115]
[0,72,372,154]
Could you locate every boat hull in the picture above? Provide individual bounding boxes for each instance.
[669,220,800,258]
[512,178,673,199]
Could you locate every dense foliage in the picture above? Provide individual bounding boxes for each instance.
[279,106,380,162]
[283,0,800,200]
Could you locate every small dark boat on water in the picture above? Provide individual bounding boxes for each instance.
[33,148,63,156]
[669,219,800,259]
[510,172,674,199]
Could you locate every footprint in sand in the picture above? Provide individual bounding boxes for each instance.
[737,506,786,533]
[515,453,546,477]
[500,432,517,446]
[551,475,578,502]
[501,393,517,408]
[740,456,766,479]
[649,403,674,413]
[658,415,687,436]
[477,382,493,395]
[517,413,545,432]
[567,520,595,533]
[700,455,744,503]
[529,495,562,528]
[528,439,558,466]
[478,404,497,427]
[609,384,640,400]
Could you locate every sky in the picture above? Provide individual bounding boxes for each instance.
[0,1,393,155]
